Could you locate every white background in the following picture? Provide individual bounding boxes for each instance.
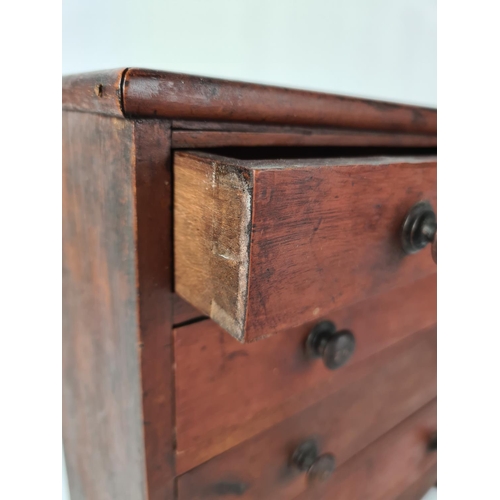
[62,0,436,107]
[61,1,437,499]
[2,0,499,499]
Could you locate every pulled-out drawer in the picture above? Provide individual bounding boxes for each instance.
[174,151,436,341]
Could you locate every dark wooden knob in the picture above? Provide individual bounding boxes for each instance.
[401,201,437,262]
[308,454,336,482]
[306,320,356,370]
[431,232,437,263]
[427,432,437,452]
[292,440,336,482]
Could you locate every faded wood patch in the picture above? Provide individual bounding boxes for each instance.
[174,152,253,340]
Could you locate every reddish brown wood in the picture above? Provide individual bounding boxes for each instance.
[63,112,176,500]
[174,275,436,473]
[172,129,437,149]
[294,400,437,500]
[174,151,437,341]
[123,69,436,134]
[62,69,126,116]
[134,120,176,500]
[394,467,437,500]
[174,120,330,131]
[176,327,436,499]
[173,295,205,325]
[63,69,438,500]
[62,112,147,500]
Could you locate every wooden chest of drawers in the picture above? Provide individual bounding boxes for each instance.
[62,69,437,500]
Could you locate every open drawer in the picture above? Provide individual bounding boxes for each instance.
[174,151,436,342]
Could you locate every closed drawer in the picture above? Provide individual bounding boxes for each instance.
[395,468,437,500]
[174,151,436,341]
[176,327,436,499]
[174,275,436,473]
[294,400,437,500]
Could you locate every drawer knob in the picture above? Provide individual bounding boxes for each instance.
[306,320,356,370]
[292,440,336,482]
[427,432,437,452]
[401,201,437,262]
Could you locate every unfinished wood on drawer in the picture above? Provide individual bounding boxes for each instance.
[174,153,253,337]
[174,151,436,341]
[174,275,436,473]
[295,400,437,500]
[176,327,436,499]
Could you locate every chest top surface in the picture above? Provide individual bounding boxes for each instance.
[62,68,437,135]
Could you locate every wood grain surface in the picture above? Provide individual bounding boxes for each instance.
[171,120,437,149]
[62,69,126,116]
[174,152,253,339]
[62,112,147,500]
[174,275,436,473]
[134,120,176,500]
[394,468,437,500]
[63,113,176,500]
[63,69,438,500]
[176,327,436,499]
[172,129,437,149]
[173,294,205,325]
[174,151,437,341]
[294,400,437,500]
[123,69,437,133]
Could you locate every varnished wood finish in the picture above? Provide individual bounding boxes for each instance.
[62,69,126,116]
[62,112,147,500]
[174,151,437,341]
[176,327,436,499]
[174,275,436,473]
[123,69,436,133]
[394,468,437,500]
[62,69,437,137]
[63,68,437,500]
[173,295,205,325]
[172,128,437,149]
[134,121,176,500]
[172,120,437,148]
[63,112,175,500]
[294,400,437,500]
[172,119,426,133]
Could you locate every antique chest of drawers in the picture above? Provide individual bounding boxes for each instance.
[62,69,437,500]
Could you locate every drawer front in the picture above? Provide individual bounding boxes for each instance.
[295,400,437,500]
[176,327,436,499]
[174,152,436,341]
[174,275,436,473]
[394,468,437,500]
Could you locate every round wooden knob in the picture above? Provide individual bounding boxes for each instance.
[308,453,336,482]
[401,201,437,261]
[427,432,437,452]
[292,440,336,482]
[306,321,356,370]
